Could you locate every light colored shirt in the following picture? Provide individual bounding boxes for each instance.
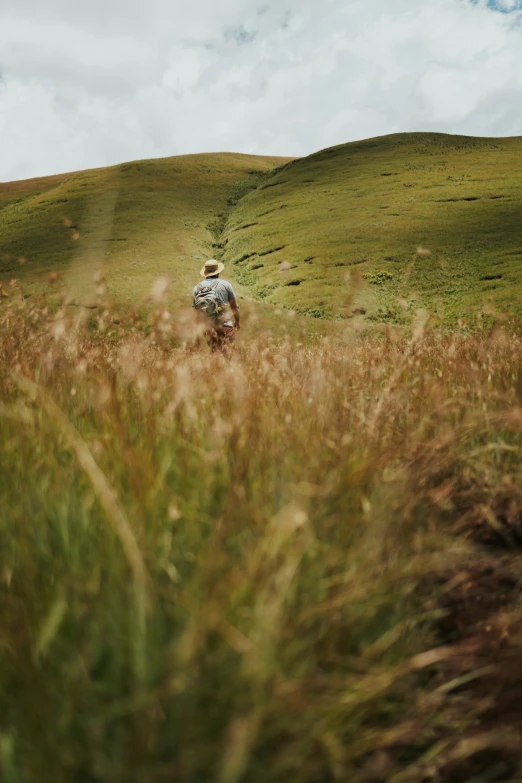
[192,278,237,327]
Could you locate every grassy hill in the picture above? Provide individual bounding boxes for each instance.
[5,136,522,781]
[0,153,290,308]
[221,133,522,325]
[2,132,522,329]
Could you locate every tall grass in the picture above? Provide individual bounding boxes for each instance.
[2,294,522,782]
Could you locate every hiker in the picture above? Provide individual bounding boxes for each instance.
[192,259,240,353]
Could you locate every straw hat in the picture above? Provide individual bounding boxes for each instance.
[200,259,225,278]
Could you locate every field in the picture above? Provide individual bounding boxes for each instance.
[2,133,522,330]
[2,133,522,782]
[0,152,289,308]
[222,133,522,325]
[2,293,522,782]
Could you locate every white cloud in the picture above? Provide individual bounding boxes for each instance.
[1,0,522,181]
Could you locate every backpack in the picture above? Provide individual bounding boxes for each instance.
[193,280,223,324]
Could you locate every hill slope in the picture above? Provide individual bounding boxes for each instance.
[221,133,522,324]
[2,133,522,328]
[0,153,290,306]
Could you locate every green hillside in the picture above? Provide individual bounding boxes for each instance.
[221,133,522,325]
[4,135,522,781]
[2,133,522,328]
[0,153,290,307]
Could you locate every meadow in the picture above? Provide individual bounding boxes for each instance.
[2,133,522,332]
[2,288,522,782]
[0,152,289,310]
[2,132,522,781]
[222,133,522,324]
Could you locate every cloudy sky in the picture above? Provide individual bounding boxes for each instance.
[1,0,522,181]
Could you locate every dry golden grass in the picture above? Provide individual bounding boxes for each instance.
[2,290,522,782]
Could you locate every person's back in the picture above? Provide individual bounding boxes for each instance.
[192,260,240,353]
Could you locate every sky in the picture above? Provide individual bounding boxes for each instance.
[1,0,522,181]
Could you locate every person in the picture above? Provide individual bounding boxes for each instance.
[192,259,240,353]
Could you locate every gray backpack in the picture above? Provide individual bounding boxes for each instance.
[193,280,223,324]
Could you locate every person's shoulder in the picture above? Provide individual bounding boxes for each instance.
[221,279,236,293]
